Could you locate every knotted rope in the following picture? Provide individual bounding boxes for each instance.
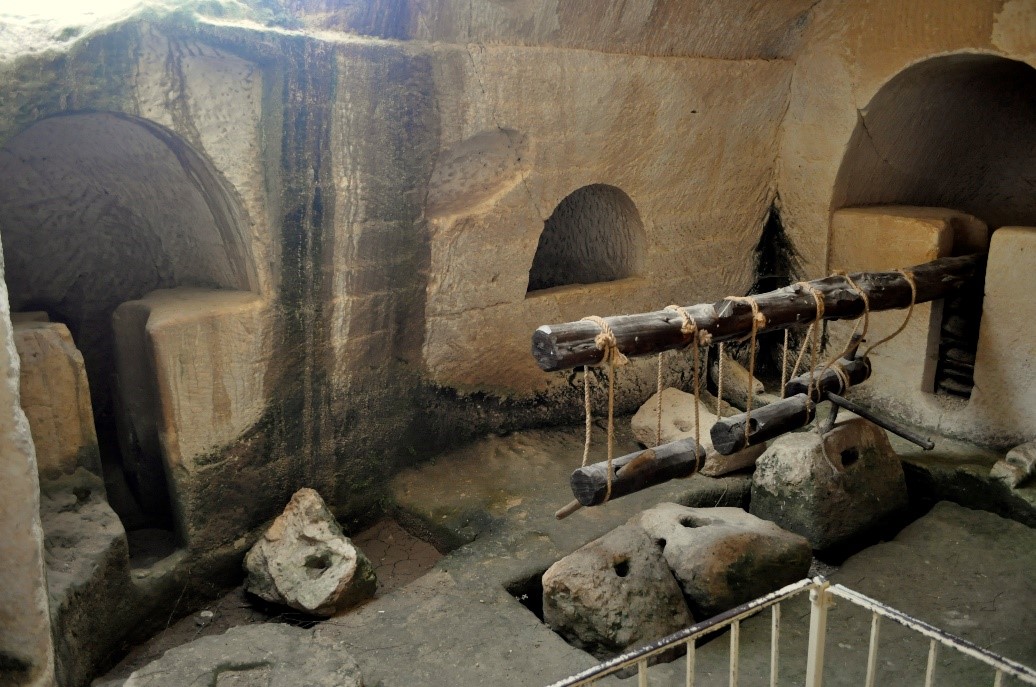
[812,270,873,403]
[790,282,826,408]
[663,305,710,471]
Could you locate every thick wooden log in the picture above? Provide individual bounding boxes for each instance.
[710,355,870,455]
[532,253,984,372]
[570,438,706,507]
[710,393,816,455]
[782,356,872,403]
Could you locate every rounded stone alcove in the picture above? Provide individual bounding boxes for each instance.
[826,53,1036,446]
[0,111,257,531]
[832,53,1036,227]
[527,184,646,293]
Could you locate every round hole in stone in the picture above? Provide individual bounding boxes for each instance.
[613,559,630,578]
[680,516,707,528]
[840,447,860,468]
[655,538,667,549]
[304,552,333,579]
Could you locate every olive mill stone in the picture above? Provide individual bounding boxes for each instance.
[244,488,376,617]
[750,418,909,550]
[629,503,811,619]
[542,523,692,659]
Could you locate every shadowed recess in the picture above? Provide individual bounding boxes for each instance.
[832,54,1036,228]
[527,184,645,293]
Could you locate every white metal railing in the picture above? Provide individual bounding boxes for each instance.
[546,577,1036,687]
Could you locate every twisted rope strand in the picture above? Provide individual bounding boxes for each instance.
[580,316,628,502]
[724,296,766,441]
[665,305,707,470]
[780,328,790,398]
[794,282,826,409]
[582,366,592,467]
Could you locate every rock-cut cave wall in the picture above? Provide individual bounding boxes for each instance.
[0,2,1034,684]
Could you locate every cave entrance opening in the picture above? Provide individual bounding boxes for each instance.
[0,112,255,552]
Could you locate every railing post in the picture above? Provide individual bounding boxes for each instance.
[805,579,833,687]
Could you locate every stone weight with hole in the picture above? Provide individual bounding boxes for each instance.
[750,418,909,550]
[244,488,376,617]
[629,503,811,619]
[542,523,693,660]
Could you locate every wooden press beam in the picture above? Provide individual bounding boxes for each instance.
[569,438,706,507]
[531,253,984,372]
[710,355,871,455]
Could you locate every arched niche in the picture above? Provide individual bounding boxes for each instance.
[832,54,1036,227]
[829,54,1036,408]
[0,112,256,530]
[527,184,645,293]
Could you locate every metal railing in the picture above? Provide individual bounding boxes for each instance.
[546,577,1036,687]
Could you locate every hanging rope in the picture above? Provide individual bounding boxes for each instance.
[863,269,917,359]
[716,342,725,416]
[582,366,592,467]
[780,328,790,398]
[792,282,826,409]
[579,316,629,502]
[723,296,767,442]
[655,352,664,446]
[664,305,709,471]
[812,270,873,399]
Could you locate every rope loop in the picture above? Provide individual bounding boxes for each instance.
[792,282,826,409]
[581,315,629,368]
[664,305,707,472]
[579,315,627,502]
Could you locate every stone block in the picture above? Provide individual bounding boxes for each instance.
[244,489,376,617]
[113,288,272,542]
[40,469,131,687]
[13,321,99,480]
[750,418,909,550]
[631,388,766,476]
[990,439,1036,489]
[970,227,1036,445]
[542,523,692,659]
[709,352,765,410]
[629,503,811,619]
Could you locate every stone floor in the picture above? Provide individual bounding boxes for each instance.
[94,422,1036,687]
[99,517,442,681]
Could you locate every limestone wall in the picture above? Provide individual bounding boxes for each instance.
[421,44,792,395]
[778,0,1036,275]
[777,0,1036,445]
[0,247,55,686]
[0,2,1033,681]
[287,0,818,59]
